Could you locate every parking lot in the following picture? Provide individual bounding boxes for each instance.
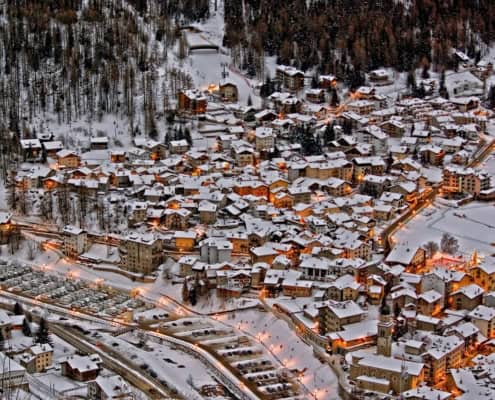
[0,260,145,317]
[160,316,300,399]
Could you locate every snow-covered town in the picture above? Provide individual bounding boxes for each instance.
[2,0,495,399]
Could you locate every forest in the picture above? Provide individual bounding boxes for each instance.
[0,0,210,173]
[224,0,495,77]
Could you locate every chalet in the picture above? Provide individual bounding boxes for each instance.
[368,69,391,84]
[219,79,238,102]
[174,231,196,252]
[276,65,305,92]
[90,136,109,150]
[110,151,126,163]
[417,290,443,316]
[88,375,132,400]
[254,109,278,125]
[42,141,64,157]
[469,305,495,338]
[178,89,207,114]
[443,166,491,197]
[450,284,483,310]
[60,354,102,382]
[356,126,388,155]
[305,88,325,104]
[169,139,190,155]
[0,212,15,245]
[380,119,406,137]
[445,72,483,98]
[319,74,337,89]
[385,242,426,270]
[347,99,375,115]
[20,139,42,161]
[419,144,445,166]
[354,86,376,99]
[450,96,480,112]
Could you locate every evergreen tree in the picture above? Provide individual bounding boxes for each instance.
[330,89,339,107]
[184,128,192,145]
[189,286,197,306]
[488,85,495,108]
[407,70,416,92]
[181,280,189,303]
[13,302,23,315]
[35,318,52,345]
[22,318,32,337]
[324,123,336,145]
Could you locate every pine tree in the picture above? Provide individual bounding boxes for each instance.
[324,123,335,145]
[22,318,32,337]
[13,302,23,315]
[35,318,52,345]
[488,85,495,108]
[330,89,339,107]
[181,280,189,303]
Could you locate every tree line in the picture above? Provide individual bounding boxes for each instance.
[224,0,495,77]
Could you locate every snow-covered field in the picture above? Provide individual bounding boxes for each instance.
[395,201,495,257]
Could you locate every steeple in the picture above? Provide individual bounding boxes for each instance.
[377,298,393,357]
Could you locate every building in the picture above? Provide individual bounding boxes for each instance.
[0,212,15,245]
[276,65,305,92]
[88,375,132,399]
[385,243,426,270]
[20,139,42,161]
[349,352,424,394]
[169,139,190,155]
[376,304,393,357]
[119,233,163,275]
[164,208,191,230]
[56,149,80,168]
[469,305,495,339]
[450,284,483,310]
[471,261,495,291]
[368,69,391,84]
[305,88,325,103]
[0,352,26,390]
[60,354,102,382]
[402,386,453,400]
[90,136,109,150]
[178,89,207,114]
[0,311,12,340]
[319,74,337,89]
[317,300,365,334]
[198,200,218,224]
[417,290,443,316]
[63,225,88,258]
[255,127,275,152]
[200,238,233,264]
[19,344,53,373]
[443,166,491,197]
[219,79,238,102]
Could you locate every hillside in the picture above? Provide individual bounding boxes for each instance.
[223,0,495,78]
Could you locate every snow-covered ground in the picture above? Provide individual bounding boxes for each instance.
[394,201,495,257]
[214,309,339,400]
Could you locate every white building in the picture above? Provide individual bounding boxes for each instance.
[200,238,233,264]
